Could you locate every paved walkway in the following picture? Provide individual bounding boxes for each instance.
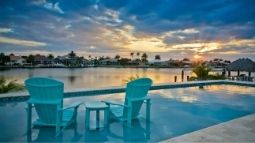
[162,114,255,143]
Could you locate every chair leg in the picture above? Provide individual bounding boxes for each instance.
[56,108,61,136]
[26,103,32,133]
[127,106,132,127]
[96,110,100,129]
[85,109,90,129]
[56,125,61,135]
[145,120,151,140]
[104,108,109,127]
[73,107,78,124]
[146,99,151,122]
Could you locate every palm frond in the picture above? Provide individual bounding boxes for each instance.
[0,77,24,93]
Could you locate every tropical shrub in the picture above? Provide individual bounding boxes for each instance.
[123,74,141,84]
[192,65,211,80]
[0,77,24,93]
[190,65,226,81]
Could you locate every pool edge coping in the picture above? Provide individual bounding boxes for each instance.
[0,80,254,101]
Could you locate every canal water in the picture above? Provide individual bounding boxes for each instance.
[0,67,251,90]
[1,68,194,90]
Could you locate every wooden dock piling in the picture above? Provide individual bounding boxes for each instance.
[181,70,184,82]
[174,76,177,82]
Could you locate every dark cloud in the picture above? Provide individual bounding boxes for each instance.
[115,0,255,36]
[209,45,255,54]
[0,0,254,60]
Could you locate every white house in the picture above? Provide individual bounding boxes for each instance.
[149,60,168,66]
[8,54,26,65]
[99,58,118,65]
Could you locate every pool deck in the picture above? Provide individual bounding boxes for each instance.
[162,114,255,143]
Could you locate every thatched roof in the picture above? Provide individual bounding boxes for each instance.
[227,58,255,72]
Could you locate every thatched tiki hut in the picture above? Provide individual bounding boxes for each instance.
[226,58,255,77]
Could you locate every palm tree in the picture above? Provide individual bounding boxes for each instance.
[115,54,121,60]
[0,53,10,66]
[0,53,6,65]
[141,53,148,63]
[27,54,35,65]
[77,56,84,65]
[136,52,140,59]
[192,65,211,80]
[68,51,76,58]
[0,77,24,93]
[189,64,226,81]
[48,54,54,60]
[99,56,104,61]
[155,55,161,60]
[183,58,190,61]
[130,52,134,59]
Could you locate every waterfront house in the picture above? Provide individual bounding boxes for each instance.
[167,59,181,67]
[181,58,192,67]
[81,59,90,67]
[56,55,89,67]
[99,58,118,65]
[207,58,231,68]
[34,55,53,65]
[56,55,76,66]
[128,59,142,65]
[8,54,26,66]
[149,60,168,66]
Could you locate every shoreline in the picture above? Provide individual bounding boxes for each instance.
[0,65,224,69]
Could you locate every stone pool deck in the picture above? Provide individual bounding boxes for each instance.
[162,114,255,143]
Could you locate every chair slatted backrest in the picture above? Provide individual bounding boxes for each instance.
[123,78,152,119]
[25,77,64,124]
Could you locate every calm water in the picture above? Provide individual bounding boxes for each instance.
[0,85,255,142]
[0,68,193,90]
[1,67,252,90]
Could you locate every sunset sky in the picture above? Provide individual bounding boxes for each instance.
[0,0,254,60]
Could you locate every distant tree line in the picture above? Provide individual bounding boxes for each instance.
[0,51,232,68]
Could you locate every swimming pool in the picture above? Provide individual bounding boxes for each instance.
[0,83,255,142]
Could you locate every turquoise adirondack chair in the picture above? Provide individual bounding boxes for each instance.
[103,78,152,126]
[25,77,81,136]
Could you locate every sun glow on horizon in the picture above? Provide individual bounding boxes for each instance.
[193,54,203,60]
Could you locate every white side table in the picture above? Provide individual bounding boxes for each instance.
[85,101,109,129]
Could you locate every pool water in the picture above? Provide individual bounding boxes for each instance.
[0,85,255,142]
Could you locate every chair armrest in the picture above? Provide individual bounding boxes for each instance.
[27,99,62,105]
[63,102,83,110]
[128,97,150,102]
[25,104,35,110]
[102,100,129,108]
[143,98,151,103]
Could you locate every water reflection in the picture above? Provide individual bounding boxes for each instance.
[106,120,150,142]
[27,127,63,142]
[68,69,77,84]
[0,67,10,71]
[28,69,34,78]
[204,85,255,95]
[153,87,200,103]
[84,129,108,142]
[0,68,194,90]
[27,123,82,142]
